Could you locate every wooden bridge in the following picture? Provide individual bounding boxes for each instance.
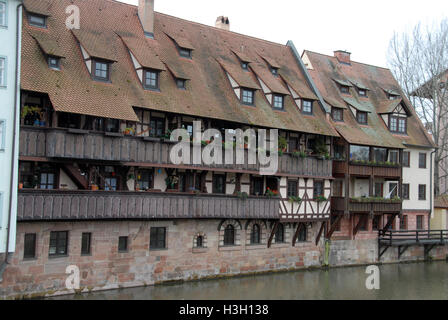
[378,229,448,260]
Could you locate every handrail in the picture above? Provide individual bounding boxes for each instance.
[379,229,448,243]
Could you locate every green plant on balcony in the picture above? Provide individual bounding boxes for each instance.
[288,196,302,204]
[278,136,288,152]
[350,196,402,203]
[165,175,179,190]
[315,195,327,203]
[236,191,248,200]
[314,138,328,158]
[265,188,279,198]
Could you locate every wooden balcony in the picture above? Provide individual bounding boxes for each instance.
[331,197,402,214]
[17,190,280,221]
[19,127,333,178]
[333,160,401,178]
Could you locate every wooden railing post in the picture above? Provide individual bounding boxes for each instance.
[416,230,419,243]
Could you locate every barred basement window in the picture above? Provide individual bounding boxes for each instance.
[81,233,92,255]
[150,227,166,249]
[274,223,284,243]
[24,233,36,259]
[223,225,235,246]
[49,231,68,257]
[118,236,128,252]
[250,224,261,245]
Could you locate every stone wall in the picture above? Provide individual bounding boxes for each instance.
[0,220,322,299]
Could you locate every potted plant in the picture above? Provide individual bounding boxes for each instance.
[165,175,179,190]
[265,188,279,198]
[315,195,327,203]
[278,136,288,152]
[236,191,248,200]
[123,127,135,136]
[90,184,99,191]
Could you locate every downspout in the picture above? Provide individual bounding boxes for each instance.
[429,148,436,232]
[1,2,22,274]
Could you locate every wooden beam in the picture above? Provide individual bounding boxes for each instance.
[268,221,279,248]
[292,223,305,247]
[353,215,367,237]
[315,221,326,245]
[382,213,398,235]
[398,245,409,259]
[326,215,343,239]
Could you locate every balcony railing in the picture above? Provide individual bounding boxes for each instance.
[19,127,332,177]
[333,160,401,178]
[331,197,402,213]
[17,190,280,221]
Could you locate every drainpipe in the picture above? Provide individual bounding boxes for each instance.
[1,2,22,276]
[429,148,436,233]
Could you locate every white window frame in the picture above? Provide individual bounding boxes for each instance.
[0,56,6,87]
[0,119,5,152]
[0,0,7,28]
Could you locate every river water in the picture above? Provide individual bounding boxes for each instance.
[55,261,448,300]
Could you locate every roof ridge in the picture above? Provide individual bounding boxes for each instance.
[304,49,391,71]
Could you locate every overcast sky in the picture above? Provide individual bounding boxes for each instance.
[118,0,447,68]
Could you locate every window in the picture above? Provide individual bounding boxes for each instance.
[400,215,408,230]
[118,236,128,252]
[252,177,264,196]
[49,231,68,257]
[358,89,367,97]
[223,225,235,246]
[419,153,427,169]
[92,60,109,81]
[241,62,249,70]
[196,235,204,248]
[374,183,383,198]
[389,150,399,164]
[297,225,307,242]
[0,1,6,27]
[302,100,313,114]
[24,234,36,259]
[358,216,367,231]
[274,223,284,243]
[313,180,324,199]
[0,119,5,151]
[105,119,119,133]
[241,88,254,105]
[372,216,381,231]
[402,184,410,200]
[250,224,261,245]
[144,69,159,90]
[137,170,153,191]
[340,85,350,94]
[273,95,284,109]
[0,57,5,87]
[389,183,398,198]
[373,148,387,163]
[28,13,46,28]
[150,117,165,137]
[271,67,278,76]
[356,111,368,124]
[176,78,186,89]
[332,108,343,121]
[40,172,55,190]
[48,56,60,70]
[390,116,406,133]
[58,112,81,129]
[179,47,192,58]
[150,227,166,249]
[350,145,370,161]
[81,233,91,255]
[403,151,410,167]
[418,185,426,200]
[287,180,298,198]
[417,216,424,230]
[334,145,345,160]
[212,174,226,194]
[104,177,117,191]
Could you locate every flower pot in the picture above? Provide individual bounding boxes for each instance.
[90,185,99,191]
[18,183,23,189]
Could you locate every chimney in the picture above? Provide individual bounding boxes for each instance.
[215,16,230,31]
[334,50,351,65]
[138,0,155,39]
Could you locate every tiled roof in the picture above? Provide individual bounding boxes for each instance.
[21,0,337,136]
[304,50,436,148]
[28,29,65,58]
[377,99,403,114]
[23,0,53,16]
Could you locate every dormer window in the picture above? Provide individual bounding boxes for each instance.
[390,116,407,134]
[358,89,367,97]
[389,94,400,100]
[28,13,47,28]
[332,107,343,121]
[302,100,313,115]
[241,62,249,70]
[144,69,159,90]
[48,56,60,70]
[179,47,192,59]
[271,67,279,76]
[92,59,110,82]
[340,85,350,94]
[241,88,255,105]
[176,78,186,90]
[356,111,368,124]
[273,94,284,109]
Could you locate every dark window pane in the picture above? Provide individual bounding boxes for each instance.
[403,152,410,167]
[196,236,203,248]
[313,181,324,199]
[374,148,387,162]
[400,216,408,230]
[24,234,36,259]
[118,236,128,252]
[150,227,166,249]
[252,177,264,196]
[212,175,225,194]
[417,216,424,230]
[297,225,307,242]
[275,224,284,243]
[419,185,426,200]
[49,231,68,256]
[250,224,261,244]
[402,184,410,200]
[287,180,297,197]
[389,183,398,198]
[81,233,91,255]
[223,225,235,246]
[350,145,370,161]
[419,153,427,168]
[390,151,399,164]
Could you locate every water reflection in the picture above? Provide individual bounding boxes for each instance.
[52,261,448,300]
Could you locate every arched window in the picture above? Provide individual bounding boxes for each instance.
[275,223,284,243]
[250,224,261,244]
[224,225,235,246]
[298,225,307,242]
[196,235,204,248]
